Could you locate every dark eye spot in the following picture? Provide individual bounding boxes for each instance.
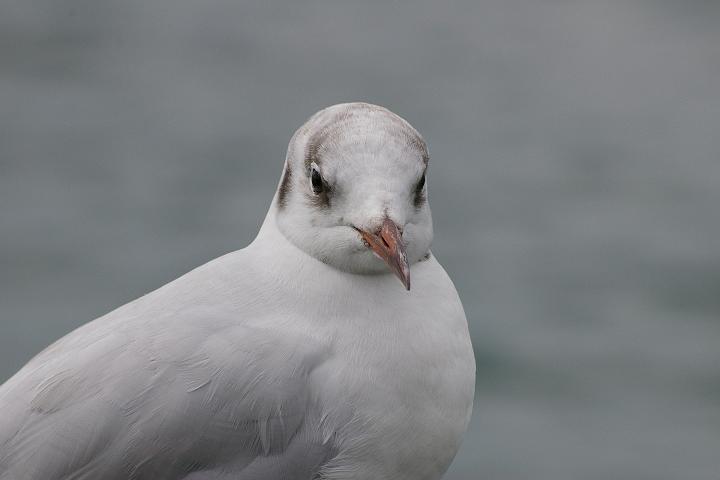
[306,163,331,208]
[311,167,324,194]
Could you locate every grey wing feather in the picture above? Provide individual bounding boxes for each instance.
[0,304,332,480]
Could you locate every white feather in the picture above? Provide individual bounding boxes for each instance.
[0,103,475,480]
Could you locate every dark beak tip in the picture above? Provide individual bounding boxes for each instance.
[356,218,411,291]
[396,264,411,291]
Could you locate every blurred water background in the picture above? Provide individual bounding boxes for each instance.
[1,1,719,478]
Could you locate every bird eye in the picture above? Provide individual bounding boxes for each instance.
[310,166,324,195]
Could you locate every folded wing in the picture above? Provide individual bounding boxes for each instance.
[0,307,332,480]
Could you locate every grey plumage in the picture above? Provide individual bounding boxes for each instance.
[0,254,334,479]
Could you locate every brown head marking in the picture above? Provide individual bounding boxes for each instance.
[277,162,292,209]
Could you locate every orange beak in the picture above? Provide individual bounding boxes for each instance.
[356,217,411,291]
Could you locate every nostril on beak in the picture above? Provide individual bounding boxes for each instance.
[372,226,402,243]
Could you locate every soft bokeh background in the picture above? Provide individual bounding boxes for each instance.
[1,1,719,478]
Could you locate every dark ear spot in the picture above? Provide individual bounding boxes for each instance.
[277,163,292,209]
[414,171,427,208]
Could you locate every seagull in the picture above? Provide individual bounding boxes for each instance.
[0,102,475,480]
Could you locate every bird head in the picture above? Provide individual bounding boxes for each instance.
[274,102,433,291]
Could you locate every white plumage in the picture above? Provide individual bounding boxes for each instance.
[0,103,475,480]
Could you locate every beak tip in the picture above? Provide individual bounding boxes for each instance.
[357,218,412,292]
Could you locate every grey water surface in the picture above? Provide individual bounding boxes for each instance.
[1,1,719,479]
